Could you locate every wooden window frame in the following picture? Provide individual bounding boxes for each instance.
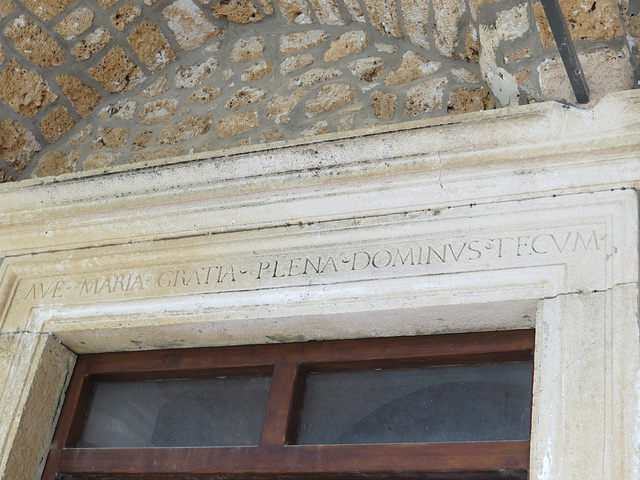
[43,329,534,480]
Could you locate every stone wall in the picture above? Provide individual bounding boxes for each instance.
[0,0,636,181]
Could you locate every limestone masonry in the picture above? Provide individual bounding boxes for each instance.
[0,0,636,180]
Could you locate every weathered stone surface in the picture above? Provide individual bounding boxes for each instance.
[343,0,365,21]
[6,16,66,67]
[305,83,357,116]
[0,0,15,21]
[32,149,80,177]
[216,110,259,137]
[515,69,530,84]
[460,25,479,62]
[451,67,478,83]
[256,0,275,14]
[56,7,94,39]
[0,169,11,182]
[0,43,4,64]
[231,36,265,63]
[302,120,330,136]
[242,60,273,81]
[89,46,146,93]
[40,106,74,143]
[280,54,316,75]
[131,146,182,162]
[288,67,342,88]
[401,0,430,49]
[212,0,263,23]
[69,124,93,145]
[261,129,284,141]
[504,48,532,64]
[337,113,355,130]
[128,21,175,72]
[56,75,103,118]
[141,76,169,97]
[0,60,57,117]
[83,152,121,170]
[433,0,465,57]
[21,0,74,20]
[308,0,344,24]
[164,0,222,50]
[404,77,447,115]
[97,0,120,8]
[93,126,130,148]
[375,42,398,53]
[98,100,137,119]
[71,26,112,60]
[385,51,441,86]
[370,90,396,118]
[447,87,494,114]
[0,119,40,172]
[111,3,141,31]
[133,130,152,150]
[534,0,623,47]
[324,30,369,62]
[225,86,269,110]
[174,56,218,88]
[361,0,403,37]
[280,30,328,53]
[266,90,308,123]
[186,86,222,102]
[348,57,386,82]
[277,0,312,24]
[158,115,213,143]
[138,98,179,124]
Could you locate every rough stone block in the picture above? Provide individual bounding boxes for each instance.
[361,0,403,37]
[216,110,259,137]
[288,67,342,88]
[56,7,94,39]
[212,0,263,23]
[0,169,11,182]
[174,57,218,88]
[375,43,398,53]
[280,30,328,53]
[515,69,530,85]
[266,90,309,123]
[32,149,81,177]
[280,54,316,75]
[6,15,66,67]
[131,146,183,162]
[225,86,269,110]
[401,0,430,49]
[89,46,146,93]
[128,21,176,72]
[40,106,75,143]
[261,129,284,141]
[138,98,179,124]
[0,60,57,117]
[337,113,355,130]
[57,75,103,118]
[98,100,137,119]
[324,30,369,62]
[111,3,141,31]
[93,126,130,148]
[158,115,213,143]
[447,87,495,114]
[21,0,74,20]
[370,90,397,119]
[384,51,441,86]
[83,152,121,170]
[277,0,312,24]
[305,83,357,116]
[71,26,113,60]
[141,76,169,97]
[133,131,153,150]
[242,60,273,81]
[163,0,222,51]
[451,67,479,83]
[504,48,532,64]
[344,0,366,22]
[0,0,14,21]
[460,25,479,62]
[0,119,40,172]
[404,77,447,115]
[348,57,386,82]
[0,43,4,64]
[231,36,265,62]
[96,0,120,8]
[308,0,344,25]
[302,120,330,136]
[69,124,93,145]
[186,86,222,103]
[433,0,465,57]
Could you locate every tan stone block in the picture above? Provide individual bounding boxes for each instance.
[348,57,386,82]
[384,51,441,86]
[225,86,269,111]
[629,15,640,37]
[231,36,265,63]
[98,100,137,119]
[460,24,479,62]
[138,99,179,124]
[212,0,263,23]
[261,129,284,141]
[186,86,222,103]
[0,169,11,182]
[96,0,120,8]
[256,0,274,14]
[451,67,478,83]
[163,0,222,51]
[370,90,396,119]
[308,0,344,24]
[280,54,316,75]
[241,60,273,81]
[374,43,398,53]
[515,69,530,85]
[133,131,152,150]
[0,43,4,64]
[0,0,14,21]
[324,30,369,62]
[83,152,121,170]
[277,0,312,24]
[56,75,103,118]
[32,149,81,177]
[111,3,140,31]
[447,87,495,115]
[468,0,499,11]
[337,114,355,131]
[93,126,130,148]
[141,76,169,97]
[361,0,403,37]
[6,16,66,67]
[344,0,366,22]
[401,0,430,50]
[128,21,176,72]
[216,110,259,138]
[504,48,533,64]
[305,83,357,116]
[0,60,57,118]
[0,119,40,172]
[303,120,330,136]
[56,7,94,39]
[21,0,74,20]
[280,30,329,53]
[40,106,75,143]
[174,57,218,87]
[433,0,465,57]
[69,124,93,145]
[71,26,112,60]
[266,90,309,123]
[404,77,447,115]
[131,146,183,162]
[159,115,213,143]
[237,138,251,146]
[89,46,146,93]
[288,68,342,88]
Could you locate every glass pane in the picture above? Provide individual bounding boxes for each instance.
[298,362,532,445]
[79,376,271,448]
